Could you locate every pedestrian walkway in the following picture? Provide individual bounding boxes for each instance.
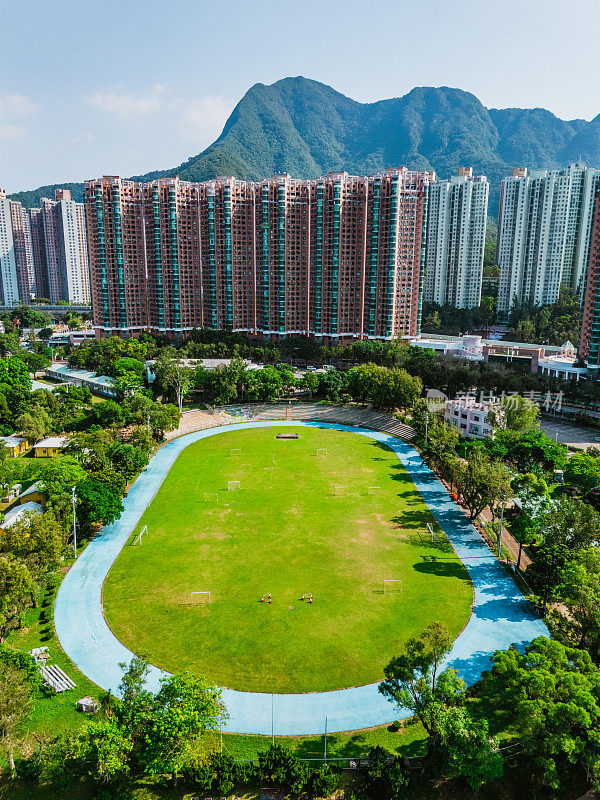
[54,421,547,736]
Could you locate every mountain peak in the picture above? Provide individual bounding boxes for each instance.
[8,77,600,215]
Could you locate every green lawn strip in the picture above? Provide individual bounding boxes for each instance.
[103,427,473,693]
[4,578,100,738]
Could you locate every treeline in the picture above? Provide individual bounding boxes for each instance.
[505,287,583,346]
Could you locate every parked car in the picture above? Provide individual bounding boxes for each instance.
[306,365,316,372]
[323,364,336,371]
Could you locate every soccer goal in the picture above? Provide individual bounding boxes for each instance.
[261,593,272,604]
[301,593,313,603]
[204,493,219,503]
[316,448,327,457]
[383,579,403,595]
[333,485,348,496]
[367,486,381,495]
[191,591,211,605]
[228,480,241,491]
[230,448,241,457]
[132,525,148,546]
[427,522,438,542]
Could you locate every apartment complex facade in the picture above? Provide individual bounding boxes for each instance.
[579,188,600,365]
[497,163,600,313]
[424,168,489,308]
[0,189,90,306]
[85,168,433,342]
[0,190,21,306]
[38,190,90,303]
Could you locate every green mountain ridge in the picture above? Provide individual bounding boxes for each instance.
[9,76,600,213]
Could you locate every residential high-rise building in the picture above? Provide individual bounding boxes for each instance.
[9,200,35,301]
[579,189,600,365]
[497,163,600,313]
[424,168,489,308]
[0,189,20,306]
[39,190,90,304]
[85,169,432,342]
[28,208,49,299]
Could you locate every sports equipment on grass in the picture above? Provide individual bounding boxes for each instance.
[204,493,219,502]
[383,579,403,595]
[132,525,147,546]
[191,591,211,605]
[367,486,381,495]
[230,448,241,456]
[301,593,313,603]
[427,522,438,542]
[228,480,241,491]
[261,593,272,604]
[316,448,327,456]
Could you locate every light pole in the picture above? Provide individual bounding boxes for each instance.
[71,486,77,559]
[424,411,429,448]
[497,489,506,560]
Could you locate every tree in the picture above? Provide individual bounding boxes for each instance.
[0,511,64,589]
[109,443,148,481]
[565,452,600,495]
[379,623,463,739]
[137,672,227,781]
[75,721,132,786]
[455,450,511,520]
[426,422,459,469]
[148,403,179,441]
[0,357,31,393]
[497,394,540,432]
[15,409,52,443]
[93,400,124,428]
[479,637,600,792]
[0,556,37,640]
[76,476,124,530]
[554,547,600,663]
[155,354,193,413]
[0,660,35,775]
[433,704,503,789]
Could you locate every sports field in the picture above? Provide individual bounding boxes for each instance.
[102,426,473,693]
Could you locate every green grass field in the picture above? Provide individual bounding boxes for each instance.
[103,427,473,693]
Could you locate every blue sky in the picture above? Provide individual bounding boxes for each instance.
[0,0,598,193]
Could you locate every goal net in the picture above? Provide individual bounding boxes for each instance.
[191,591,211,605]
[383,579,403,595]
[367,486,381,495]
[228,480,241,491]
[316,448,327,456]
[427,522,438,542]
[204,493,219,503]
[333,485,348,496]
[230,448,241,457]
[132,525,148,546]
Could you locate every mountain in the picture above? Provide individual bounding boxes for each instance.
[9,77,600,214]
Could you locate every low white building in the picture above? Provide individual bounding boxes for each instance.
[2,501,44,528]
[444,397,501,439]
[45,364,116,397]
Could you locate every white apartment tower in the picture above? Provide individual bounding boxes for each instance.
[497,163,600,313]
[424,168,489,308]
[40,190,90,304]
[0,190,21,306]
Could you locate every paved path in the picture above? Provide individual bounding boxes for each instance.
[55,422,547,735]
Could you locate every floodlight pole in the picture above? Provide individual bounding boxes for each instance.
[424,412,429,447]
[497,490,506,560]
[324,715,327,762]
[72,486,77,559]
[271,694,274,746]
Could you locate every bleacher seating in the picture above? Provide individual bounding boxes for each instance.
[168,403,415,441]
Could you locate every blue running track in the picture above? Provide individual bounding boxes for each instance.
[55,421,548,735]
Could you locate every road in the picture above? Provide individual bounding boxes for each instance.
[540,417,600,449]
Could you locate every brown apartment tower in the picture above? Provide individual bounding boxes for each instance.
[85,168,432,342]
[580,187,600,365]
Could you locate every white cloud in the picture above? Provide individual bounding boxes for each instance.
[0,94,37,117]
[71,132,95,144]
[173,94,233,147]
[84,84,165,118]
[0,124,29,140]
